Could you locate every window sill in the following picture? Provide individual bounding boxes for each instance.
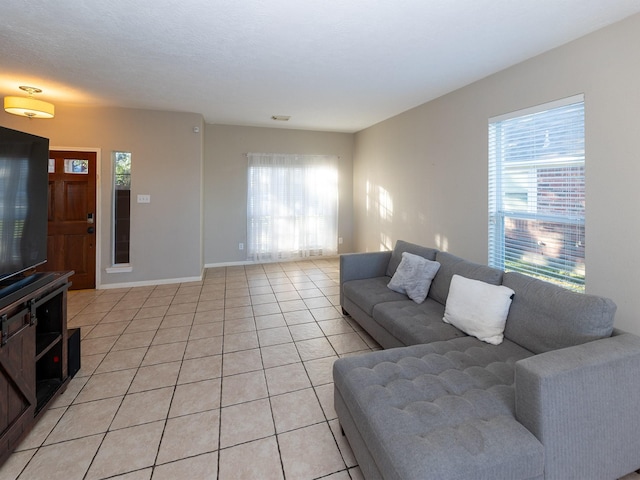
[106,264,133,274]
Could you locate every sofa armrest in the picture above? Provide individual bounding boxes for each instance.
[515,332,640,479]
[339,251,392,306]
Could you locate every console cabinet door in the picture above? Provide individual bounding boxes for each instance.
[0,312,36,462]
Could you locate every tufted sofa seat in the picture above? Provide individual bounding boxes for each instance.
[334,337,543,480]
[335,240,640,479]
[371,299,467,347]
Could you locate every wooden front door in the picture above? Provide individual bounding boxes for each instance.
[40,151,97,290]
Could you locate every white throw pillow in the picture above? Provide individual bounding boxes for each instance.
[443,274,515,345]
[387,252,441,304]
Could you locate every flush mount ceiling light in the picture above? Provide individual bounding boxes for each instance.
[4,86,55,119]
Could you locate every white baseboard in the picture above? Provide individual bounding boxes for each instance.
[98,274,203,290]
[97,255,340,289]
[204,255,340,269]
[204,260,255,268]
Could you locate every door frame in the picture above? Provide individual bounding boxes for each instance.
[50,146,102,289]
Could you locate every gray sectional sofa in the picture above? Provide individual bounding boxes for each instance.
[334,240,640,480]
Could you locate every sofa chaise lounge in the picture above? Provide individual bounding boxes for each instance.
[334,240,640,479]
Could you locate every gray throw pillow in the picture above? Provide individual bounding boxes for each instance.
[386,240,438,277]
[387,252,441,304]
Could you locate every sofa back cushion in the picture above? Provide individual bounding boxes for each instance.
[385,240,438,277]
[503,271,617,354]
[429,251,504,305]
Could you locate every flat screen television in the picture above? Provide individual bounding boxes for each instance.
[0,126,49,286]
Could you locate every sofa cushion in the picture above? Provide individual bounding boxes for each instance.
[373,298,467,346]
[387,252,441,303]
[386,240,438,277]
[443,275,515,345]
[343,277,408,316]
[430,251,504,305]
[333,337,543,480]
[503,271,617,354]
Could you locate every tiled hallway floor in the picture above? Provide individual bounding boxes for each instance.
[0,258,376,480]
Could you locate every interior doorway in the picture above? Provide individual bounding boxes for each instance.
[38,150,98,290]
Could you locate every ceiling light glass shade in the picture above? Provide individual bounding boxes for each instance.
[4,96,55,118]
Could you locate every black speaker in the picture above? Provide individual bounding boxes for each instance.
[67,328,81,378]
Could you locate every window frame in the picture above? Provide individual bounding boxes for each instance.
[488,94,585,292]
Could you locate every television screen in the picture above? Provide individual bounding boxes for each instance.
[0,126,49,283]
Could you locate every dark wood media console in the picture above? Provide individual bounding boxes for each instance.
[0,271,73,466]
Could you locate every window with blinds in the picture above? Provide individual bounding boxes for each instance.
[488,95,585,292]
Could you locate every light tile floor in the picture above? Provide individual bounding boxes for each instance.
[2,257,638,480]
[0,258,375,480]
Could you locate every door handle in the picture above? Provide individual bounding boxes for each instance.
[87,227,95,234]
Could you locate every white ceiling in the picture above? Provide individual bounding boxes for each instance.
[1,1,639,133]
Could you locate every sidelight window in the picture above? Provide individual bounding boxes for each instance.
[112,151,131,266]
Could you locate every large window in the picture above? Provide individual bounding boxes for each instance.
[247,153,338,262]
[488,95,585,292]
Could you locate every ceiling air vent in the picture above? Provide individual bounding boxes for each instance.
[271,115,291,121]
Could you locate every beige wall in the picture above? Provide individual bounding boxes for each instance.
[4,12,637,331]
[1,106,353,286]
[353,13,640,334]
[1,105,204,286]
[204,124,354,265]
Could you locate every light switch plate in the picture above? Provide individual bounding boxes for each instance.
[137,194,151,203]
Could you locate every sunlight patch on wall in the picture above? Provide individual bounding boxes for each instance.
[365,180,395,252]
[380,233,393,251]
[378,186,393,220]
[435,233,449,252]
[365,180,394,219]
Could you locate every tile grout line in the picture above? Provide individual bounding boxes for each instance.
[67,287,140,480]
[215,267,230,480]
[150,282,196,478]
[7,259,365,480]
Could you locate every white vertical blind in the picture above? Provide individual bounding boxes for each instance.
[488,95,585,292]
[247,153,338,262]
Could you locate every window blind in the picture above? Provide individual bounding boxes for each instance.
[488,95,585,292]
